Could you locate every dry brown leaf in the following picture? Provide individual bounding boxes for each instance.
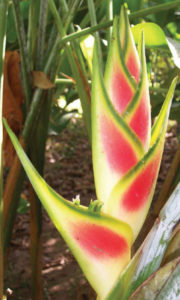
[32,71,55,89]
[3,51,24,167]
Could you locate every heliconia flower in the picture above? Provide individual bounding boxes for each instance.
[4,6,177,300]
[104,7,151,151]
[3,118,133,299]
[106,84,176,239]
[92,6,177,240]
[92,8,150,207]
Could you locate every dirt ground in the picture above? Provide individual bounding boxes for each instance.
[4,118,179,300]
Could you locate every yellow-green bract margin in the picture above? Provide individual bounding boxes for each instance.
[3,118,134,299]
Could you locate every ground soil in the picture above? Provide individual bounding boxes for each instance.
[4,118,179,300]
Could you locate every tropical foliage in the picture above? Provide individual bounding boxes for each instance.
[0,0,180,299]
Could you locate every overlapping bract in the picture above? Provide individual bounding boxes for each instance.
[4,6,177,300]
[3,120,133,299]
[92,6,176,239]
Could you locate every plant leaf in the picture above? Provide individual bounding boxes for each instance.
[106,182,180,300]
[131,23,168,49]
[161,225,180,266]
[132,23,180,69]
[151,77,177,146]
[3,119,133,299]
[80,33,95,73]
[32,71,55,89]
[129,257,180,300]
[155,258,180,300]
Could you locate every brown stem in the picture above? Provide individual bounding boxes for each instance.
[3,137,26,261]
[29,185,43,300]
[3,137,26,227]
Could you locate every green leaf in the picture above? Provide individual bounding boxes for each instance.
[106,182,180,300]
[17,196,30,214]
[126,0,143,13]
[131,22,168,48]
[7,1,30,44]
[151,77,177,146]
[129,257,180,300]
[48,107,76,136]
[131,23,180,69]
[80,33,95,73]
[162,226,180,265]
[156,259,180,300]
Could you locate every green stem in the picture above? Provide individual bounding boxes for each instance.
[48,0,91,138]
[55,78,91,85]
[29,64,58,300]
[3,1,63,277]
[0,1,8,297]
[27,0,40,68]
[23,0,73,139]
[150,87,180,96]
[29,93,50,300]
[106,0,113,47]
[79,1,102,29]
[22,89,44,139]
[60,21,111,45]
[56,0,180,47]
[63,0,81,32]
[87,0,103,70]
[44,22,58,64]
[30,3,48,297]
[130,0,180,20]
[35,0,48,70]
[59,0,88,78]
[22,20,63,140]
[56,78,76,85]
[48,0,64,33]
[12,0,31,110]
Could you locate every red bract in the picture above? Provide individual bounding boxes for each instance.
[4,5,177,300]
[100,114,139,173]
[92,6,176,240]
[71,222,128,258]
